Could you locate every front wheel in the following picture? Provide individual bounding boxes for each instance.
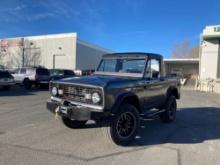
[62,117,87,129]
[105,104,140,146]
[160,95,177,123]
[23,79,32,89]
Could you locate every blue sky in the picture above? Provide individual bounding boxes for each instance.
[0,0,220,58]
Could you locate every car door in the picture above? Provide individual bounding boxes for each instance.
[143,58,165,109]
[18,68,27,82]
[12,69,23,83]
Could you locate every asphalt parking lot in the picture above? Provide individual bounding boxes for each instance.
[0,87,220,165]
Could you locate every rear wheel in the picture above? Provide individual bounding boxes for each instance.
[23,79,32,89]
[160,95,177,123]
[104,104,140,146]
[62,117,87,129]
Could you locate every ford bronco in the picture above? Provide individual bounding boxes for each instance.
[46,52,180,145]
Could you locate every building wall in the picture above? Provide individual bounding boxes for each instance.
[0,33,77,69]
[75,40,112,70]
[26,33,77,69]
[217,45,220,78]
[1,33,112,71]
[200,39,219,79]
[0,38,23,68]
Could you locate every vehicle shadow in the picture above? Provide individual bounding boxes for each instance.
[132,107,220,146]
[0,86,49,97]
[82,107,220,146]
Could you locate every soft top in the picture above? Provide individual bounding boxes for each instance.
[102,52,163,60]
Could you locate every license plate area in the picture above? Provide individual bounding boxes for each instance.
[60,106,68,114]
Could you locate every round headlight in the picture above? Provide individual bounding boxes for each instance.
[52,87,58,96]
[92,92,101,104]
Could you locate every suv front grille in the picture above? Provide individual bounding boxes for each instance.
[57,84,103,105]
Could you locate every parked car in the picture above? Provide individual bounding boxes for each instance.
[0,70,15,90]
[0,65,5,70]
[12,67,50,89]
[49,69,75,81]
[81,69,95,76]
[46,52,180,145]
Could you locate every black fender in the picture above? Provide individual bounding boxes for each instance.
[111,92,141,114]
[166,86,180,100]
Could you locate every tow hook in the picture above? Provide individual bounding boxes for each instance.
[55,107,59,120]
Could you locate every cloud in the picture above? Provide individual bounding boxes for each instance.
[27,12,55,21]
[0,3,56,22]
[37,0,107,36]
[37,1,81,18]
[0,4,27,12]
[0,0,107,37]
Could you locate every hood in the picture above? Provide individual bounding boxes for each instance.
[53,75,139,87]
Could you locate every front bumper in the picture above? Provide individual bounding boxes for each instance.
[0,81,15,86]
[46,99,109,121]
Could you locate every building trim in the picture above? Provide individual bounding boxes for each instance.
[77,39,114,54]
[164,58,199,63]
[0,33,77,41]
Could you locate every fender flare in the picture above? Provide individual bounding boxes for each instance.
[166,86,179,100]
[111,92,140,114]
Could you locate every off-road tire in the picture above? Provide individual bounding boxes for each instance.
[23,78,32,89]
[160,95,177,123]
[104,103,140,146]
[62,117,87,129]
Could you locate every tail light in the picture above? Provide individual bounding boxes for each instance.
[35,75,38,80]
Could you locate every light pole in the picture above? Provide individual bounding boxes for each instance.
[22,38,25,67]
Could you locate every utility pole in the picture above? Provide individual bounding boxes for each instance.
[22,38,25,67]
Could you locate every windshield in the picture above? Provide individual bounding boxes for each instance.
[96,58,146,77]
[50,69,63,76]
[50,69,75,76]
[36,68,50,76]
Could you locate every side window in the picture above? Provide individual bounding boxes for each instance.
[20,68,26,74]
[145,59,160,79]
[14,69,20,74]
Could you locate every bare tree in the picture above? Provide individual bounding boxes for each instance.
[0,39,42,68]
[188,46,199,58]
[171,40,199,59]
[23,40,41,67]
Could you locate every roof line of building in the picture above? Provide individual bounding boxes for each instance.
[0,32,114,53]
[164,58,199,62]
[77,39,114,53]
[0,32,77,41]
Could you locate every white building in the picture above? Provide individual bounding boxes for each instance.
[200,25,220,79]
[0,33,112,70]
[164,58,199,77]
